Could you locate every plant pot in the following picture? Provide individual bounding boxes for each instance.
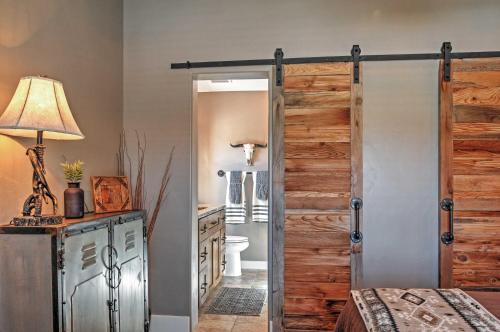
[64,182,84,218]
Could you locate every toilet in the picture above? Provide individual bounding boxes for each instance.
[224,235,249,277]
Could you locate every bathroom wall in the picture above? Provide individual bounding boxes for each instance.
[123,0,500,321]
[0,0,123,223]
[198,91,268,262]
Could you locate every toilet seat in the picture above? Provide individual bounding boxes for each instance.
[226,235,249,243]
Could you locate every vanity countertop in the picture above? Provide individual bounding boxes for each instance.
[198,204,225,219]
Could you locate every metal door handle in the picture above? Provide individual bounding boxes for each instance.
[440,198,454,245]
[350,197,363,243]
[102,245,118,270]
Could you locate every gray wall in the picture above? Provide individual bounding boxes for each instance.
[363,61,439,288]
[123,0,500,317]
[0,0,123,223]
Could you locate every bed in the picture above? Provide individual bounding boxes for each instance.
[335,288,500,332]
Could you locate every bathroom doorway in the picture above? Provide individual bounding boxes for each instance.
[191,72,271,332]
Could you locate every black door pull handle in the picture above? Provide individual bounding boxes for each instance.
[440,198,454,245]
[350,197,363,243]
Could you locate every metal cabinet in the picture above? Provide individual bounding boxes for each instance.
[0,210,149,332]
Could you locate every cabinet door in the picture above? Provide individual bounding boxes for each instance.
[63,226,110,332]
[210,235,221,288]
[199,268,209,306]
[114,218,146,332]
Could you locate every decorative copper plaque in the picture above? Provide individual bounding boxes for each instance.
[91,176,132,213]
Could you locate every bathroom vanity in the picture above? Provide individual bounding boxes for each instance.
[198,205,226,306]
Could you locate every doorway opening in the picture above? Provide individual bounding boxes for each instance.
[191,72,271,331]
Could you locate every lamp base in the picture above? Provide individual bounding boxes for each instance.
[10,215,63,226]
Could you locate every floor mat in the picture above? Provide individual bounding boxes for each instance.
[206,287,267,316]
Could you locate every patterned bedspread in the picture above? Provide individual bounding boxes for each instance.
[351,288,500,332]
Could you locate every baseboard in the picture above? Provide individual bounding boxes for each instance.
[242,260,268,270]
[150,315,190,332]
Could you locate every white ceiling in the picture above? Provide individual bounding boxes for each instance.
[197,79,268,92]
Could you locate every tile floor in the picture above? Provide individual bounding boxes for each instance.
[195,269,268,332]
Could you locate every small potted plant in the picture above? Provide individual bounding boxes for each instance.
[61,160,84,218]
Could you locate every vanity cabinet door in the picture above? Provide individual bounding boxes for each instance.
[199,238,209,272]
[210,235,221,288]
[199,268,209,305]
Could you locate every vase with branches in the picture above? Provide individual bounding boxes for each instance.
[117,131,174,242]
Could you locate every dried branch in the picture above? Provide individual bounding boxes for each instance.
[117,132,125,176]
[117,131,174,243]
[147,147,174,241]
[133,131,146,211]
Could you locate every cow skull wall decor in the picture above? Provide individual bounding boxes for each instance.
[230,143,267,166]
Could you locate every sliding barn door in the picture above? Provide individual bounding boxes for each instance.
[282,63,363,330]
[439,58,500,289]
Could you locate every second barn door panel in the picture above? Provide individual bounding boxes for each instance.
[439,57,500,289]
[283,62,362,331]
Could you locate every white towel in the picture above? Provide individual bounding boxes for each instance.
[225,171,246,224]
[252,172,268,223]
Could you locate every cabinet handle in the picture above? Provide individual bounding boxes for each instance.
[440,198,454,245]
[200,275,208,293]
[350,197,363,243]
[222,255,226,272]
[200,248,208,263]
[200,224,208,234]
[111,265,122,289]
[102,245,118,270]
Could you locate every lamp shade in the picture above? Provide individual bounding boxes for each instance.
[0,76,84,140]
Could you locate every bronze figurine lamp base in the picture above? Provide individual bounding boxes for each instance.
[11,130,63,226]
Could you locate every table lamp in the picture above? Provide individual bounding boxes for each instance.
[0,76,84,226]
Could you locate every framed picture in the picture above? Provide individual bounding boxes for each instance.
[91,176,132,213]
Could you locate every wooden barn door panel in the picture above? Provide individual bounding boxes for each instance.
[283,63,362,331]
[439,58,500,289]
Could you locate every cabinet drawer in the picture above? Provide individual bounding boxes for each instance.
[199,213,221,241]
[199,268,209,306]
[199,238,209,271]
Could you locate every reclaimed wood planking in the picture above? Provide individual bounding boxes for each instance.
[440,57,500,289]
[284,75,351,93]
[439,59,454,287]
[285,108,350,126]
[283,62,357,330]
[453,105,500,123]
[285,142,351,159]
[272,66,286,332]
[284,63,351,76]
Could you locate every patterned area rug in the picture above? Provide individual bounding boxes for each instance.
[206,287,267,316]
[352,288,500,332]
